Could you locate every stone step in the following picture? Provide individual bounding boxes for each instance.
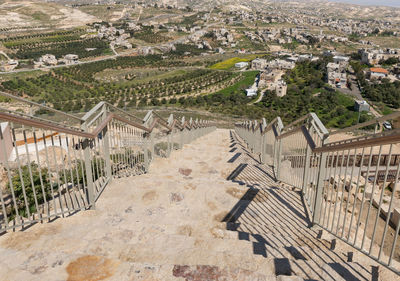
[115,261,282,281]
[115,249,375,281]
[224,221,319,240]
[82,230,356,279]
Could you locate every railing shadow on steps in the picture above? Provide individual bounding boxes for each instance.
[0,91,216,233]
[234,111,400,275]
[225,130,379,280]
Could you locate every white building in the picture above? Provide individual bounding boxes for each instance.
[246,88,257,97]
[39,54,58,66]
[0,60,18,72]
[327,62,347,88]
[63,54,79,65]
[275,80,287,97]
[235,62,249,69]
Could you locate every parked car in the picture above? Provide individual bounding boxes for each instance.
[383,121,392,130]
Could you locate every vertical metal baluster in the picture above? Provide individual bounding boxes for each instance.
[65,136,80,210]
[0,128,11,228]
[354,146,374,246]
[361,145,383,250]
[115,122,121,177]
[109,121,116,177]
[92,138,100,195]
[22,129,40,221]
[322,151,333,227]
[77,139,89,206]
[127,126,134,174]
[32,130,49,220]
[347,147,366,242]
[58,134,73,212]
[329,150,345,232]
[335,149,352,235]
[42,132,58,217]
[11,127,31,221]
[50,135,66,217]
[96,130,106,186]
[71,137,85,208]
[117,123,126,176]
[123,124,129,176]
[379,154,400,262]
[341,148,358,238]
[369,144,393,255]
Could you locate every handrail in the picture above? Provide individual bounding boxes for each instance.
[329,110,400,136]
[281,114,309,132]
[314,129,400,153]
[0,96,215,234]
[0,90,82,121]
[105,102,143,123]
[81,101,106,122]
[0,111,92,138]
[277,125,303,140]
[235,111,400,274]
[0,106,85,132]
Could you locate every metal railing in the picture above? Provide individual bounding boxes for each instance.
[0,94,215,233]
[235,111,400,273]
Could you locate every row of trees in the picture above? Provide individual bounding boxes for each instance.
[10,38,110,60]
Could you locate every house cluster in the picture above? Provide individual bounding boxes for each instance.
[244,26,348,47]
[326,55,350,88]
[210,28,236,48]
[34,54,79,69]
[250,57,294,97]
[360,48,400,65]
[96,24,132,49]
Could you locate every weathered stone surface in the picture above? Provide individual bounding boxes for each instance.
[276,275,303,281]
[172,265,272,281]
[0,129,398,281]
[66,255,118,281]
[170,192,184,203]
[179,168,192,176]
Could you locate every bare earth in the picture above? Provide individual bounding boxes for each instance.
[0,129,399,280]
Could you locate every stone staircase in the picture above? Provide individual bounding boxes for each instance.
[0,129,398,280]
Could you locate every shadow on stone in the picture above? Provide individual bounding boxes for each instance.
[228,152,241,163]
[328,263,361,281]
[285,246,307,260]
[274,258,292,276]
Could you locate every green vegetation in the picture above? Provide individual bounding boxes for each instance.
[174,60,368,128]
[0,29,110,60]
[0,54,236,112]
[132,26,171,44]
[7,164,53,219]
[352,61,400,109]
[258,61,370,127]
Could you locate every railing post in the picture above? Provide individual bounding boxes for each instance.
[276,138,283,181]
[167,132,172,157]
[102,106,112,182]
[150,131,154,160]
[302,121,312,191]
[102,126,112,182]
[302,143,311,191]
[180,129,184,148]
[143,133,150,172]
[82,138,95,210]
[312,152,328,225]
[80,121,96,210]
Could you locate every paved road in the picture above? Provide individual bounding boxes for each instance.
[338,75,382,118]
